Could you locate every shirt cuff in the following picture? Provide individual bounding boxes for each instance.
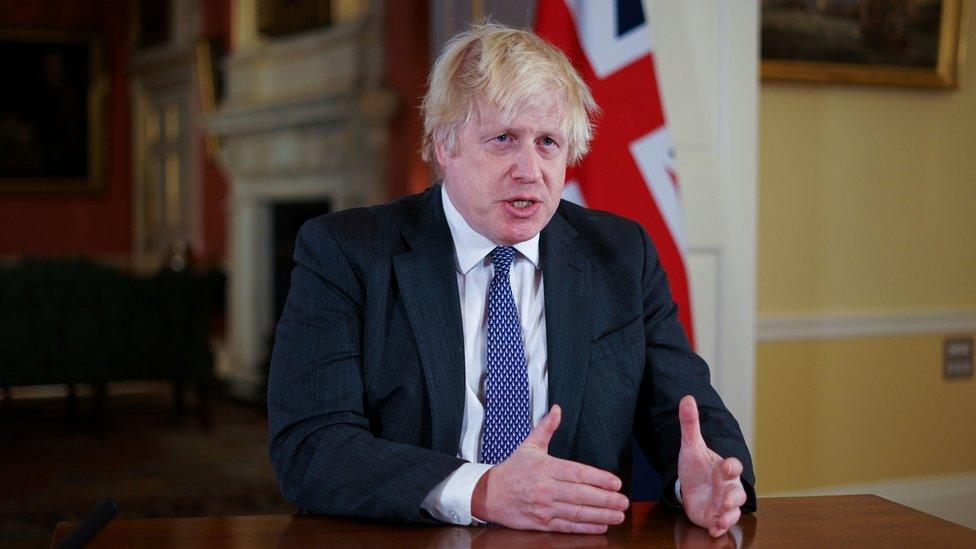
[421,462,493,525]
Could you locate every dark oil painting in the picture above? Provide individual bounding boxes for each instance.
[761,0,962,86]
[763,0,943,66]
[0,33,102,191]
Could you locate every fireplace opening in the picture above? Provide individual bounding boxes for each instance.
[272,200,332,326]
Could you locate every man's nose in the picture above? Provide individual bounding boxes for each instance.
[511,143,542,182]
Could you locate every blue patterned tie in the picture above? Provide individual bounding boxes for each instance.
[480,246,532,465]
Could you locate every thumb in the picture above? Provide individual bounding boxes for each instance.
[522,404,561,452]
[679,395,704,450]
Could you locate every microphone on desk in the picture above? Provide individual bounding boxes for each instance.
[58,498,118,549]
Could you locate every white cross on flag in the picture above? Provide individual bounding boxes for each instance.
[536,0,695,346]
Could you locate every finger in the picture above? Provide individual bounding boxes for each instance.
[708,467,739,513]
[551,502,625,525]
[544,518,609,535]
[549,459,623,492]
[720,457,743,480]
[712,507,741,535]
[678,395,703,448]
[522,404,561,452]
[721,483,747,511]
[551,480,630,510]
[709,464,745,511]
[708,525,729,538]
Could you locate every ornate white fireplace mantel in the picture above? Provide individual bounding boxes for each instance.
[208,10,394,399]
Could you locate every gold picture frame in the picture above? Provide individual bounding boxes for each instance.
[0,29,106,192]
[761,0,966,88]
[195,38,222,160]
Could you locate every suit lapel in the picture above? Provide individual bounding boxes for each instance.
[541,210,592,459]
[392,187,466,456]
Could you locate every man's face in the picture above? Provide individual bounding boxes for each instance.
[436,94,568,245]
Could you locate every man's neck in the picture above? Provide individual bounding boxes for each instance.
[440,184,540,274]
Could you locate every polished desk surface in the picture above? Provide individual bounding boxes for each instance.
[52,495,976,548]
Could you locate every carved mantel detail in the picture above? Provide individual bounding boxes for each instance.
[208,4,393,399]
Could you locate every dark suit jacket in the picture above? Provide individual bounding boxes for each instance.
[267,185,756,523]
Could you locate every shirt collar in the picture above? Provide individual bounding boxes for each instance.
[441,185,541,275]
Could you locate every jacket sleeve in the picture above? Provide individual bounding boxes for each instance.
[629,222,757,512]
[267,218,464,522]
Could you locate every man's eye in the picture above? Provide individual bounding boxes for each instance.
[542,136,556,147]
[494,134,510,143]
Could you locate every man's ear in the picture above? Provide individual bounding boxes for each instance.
[434,141,449,169]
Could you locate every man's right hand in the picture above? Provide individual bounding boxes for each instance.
[470,404,630,533]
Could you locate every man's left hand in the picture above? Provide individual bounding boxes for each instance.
[677,395,748,537]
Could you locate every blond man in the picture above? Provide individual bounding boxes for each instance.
[269,24,755,537]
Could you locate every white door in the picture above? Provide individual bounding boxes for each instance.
[646,0,758,446]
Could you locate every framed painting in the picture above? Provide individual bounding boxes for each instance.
[0,30,105,192]
[258,0,332,37]
[761,0,965,87]
[132,0,172,51]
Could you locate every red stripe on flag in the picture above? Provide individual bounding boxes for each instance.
[536,0,695,346]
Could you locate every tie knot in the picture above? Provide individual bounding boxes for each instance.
[491,246,516,273]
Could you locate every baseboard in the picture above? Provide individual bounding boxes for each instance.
[761,472,976,529]
[0,253,134,270]
[757,310,976,342]
[6,380,175,400]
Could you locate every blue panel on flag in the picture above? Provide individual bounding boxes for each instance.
[616,0,644,36]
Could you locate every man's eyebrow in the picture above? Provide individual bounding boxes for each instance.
[534,128,566,141]
[476,118,566,143]
[478,126,508,139]
[483,125,565,137]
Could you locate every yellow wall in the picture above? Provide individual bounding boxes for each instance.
[757,5,976,492]
[757,335,976,491]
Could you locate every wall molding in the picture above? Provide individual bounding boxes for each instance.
[757,310,976,342]
[762,472,976,529]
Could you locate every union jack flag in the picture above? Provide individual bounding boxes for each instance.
[536,0,695,345]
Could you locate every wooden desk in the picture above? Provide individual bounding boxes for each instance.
[52,495,976,547]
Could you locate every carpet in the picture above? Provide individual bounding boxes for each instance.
[0,386,293,547]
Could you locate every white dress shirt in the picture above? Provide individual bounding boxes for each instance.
[420,186,551,525]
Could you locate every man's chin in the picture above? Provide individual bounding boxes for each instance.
[494,224,545,245]
[502,211,560,243]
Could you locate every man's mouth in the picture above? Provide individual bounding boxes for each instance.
[510,199,535,209]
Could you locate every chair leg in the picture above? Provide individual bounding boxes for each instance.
[66,382,79,420]
[172,379,185,420]
[197,379,213,430]
[92,382,107,422]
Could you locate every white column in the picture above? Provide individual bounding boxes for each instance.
[226,190,273,398]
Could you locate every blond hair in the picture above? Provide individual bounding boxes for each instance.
[421,23,598,166]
